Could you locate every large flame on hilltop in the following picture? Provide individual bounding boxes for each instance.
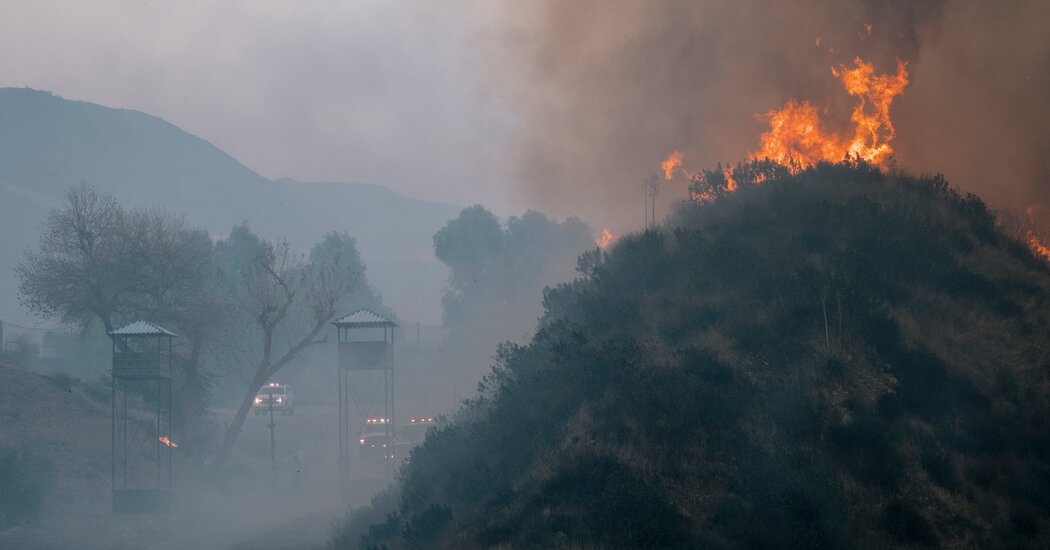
[752,57,908,167]
[661,57,909,185]
[597,228,618,249]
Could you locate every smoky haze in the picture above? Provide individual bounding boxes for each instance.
[477,0,1050,231]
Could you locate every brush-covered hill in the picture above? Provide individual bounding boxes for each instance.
[0,88,461,323]
[334,163,1050,548]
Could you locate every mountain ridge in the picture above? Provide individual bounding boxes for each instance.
[0,87,461,325]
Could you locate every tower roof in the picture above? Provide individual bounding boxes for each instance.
[332,308,398,328]
[108,321,177,337]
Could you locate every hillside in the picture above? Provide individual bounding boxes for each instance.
[0,88,461,324]
[335,164,1050,548]
[0,364,109,529]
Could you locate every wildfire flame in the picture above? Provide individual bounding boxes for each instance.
[1024,205,1050,263]
[597,228,618,249]
[159,436,178,448]
[1027,231,1050,263]
[751,100,842,168]
[752,57,908,168]
[662,56,909,206]
[662,151,683,180]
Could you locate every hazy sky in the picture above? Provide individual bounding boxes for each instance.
[2,1,1048,234]
[0,1,519,210]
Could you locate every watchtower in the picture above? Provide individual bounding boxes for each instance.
[333,308,397,476]
[109,321,175,515]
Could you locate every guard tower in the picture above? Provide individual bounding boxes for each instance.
[109,321,175,515]
[334,308,397,475]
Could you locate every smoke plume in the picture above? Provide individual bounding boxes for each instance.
[473,0,1050,232]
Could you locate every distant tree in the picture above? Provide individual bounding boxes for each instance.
[309,231,391,320]
[433,206,592,388]
[433,204,504,294]
[212,229,354,468]
[17,184,128,333]
[17,184,214,337]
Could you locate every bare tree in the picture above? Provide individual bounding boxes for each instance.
[17,184,128,333]
[213,239,354,468]
[18,185,214,337]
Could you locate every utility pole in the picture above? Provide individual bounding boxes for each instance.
[267,389,276,472]
[642,174,660,229]
[643,180,648,228]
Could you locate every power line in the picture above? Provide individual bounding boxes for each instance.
[0,320,66,332]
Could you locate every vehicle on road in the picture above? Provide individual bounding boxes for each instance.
[396,417,435,464]
[358,417,394,459]
[253,383,295,415]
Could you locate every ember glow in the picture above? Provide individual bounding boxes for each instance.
[1027,232,1050,262]
[752,57,909,168]
[159,436,178,448]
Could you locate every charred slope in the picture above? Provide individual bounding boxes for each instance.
[336,164,1050,549]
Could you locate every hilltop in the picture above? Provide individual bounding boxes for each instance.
[335,163,1050,548]
[0,88,461,323]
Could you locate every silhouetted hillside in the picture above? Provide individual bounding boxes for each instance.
[0,88,460,323]
[335,164,1050,548]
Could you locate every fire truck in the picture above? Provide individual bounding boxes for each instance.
[253,382,295,415]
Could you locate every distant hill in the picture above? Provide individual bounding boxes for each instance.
[336,164,1050,548]
[0,88,461,324]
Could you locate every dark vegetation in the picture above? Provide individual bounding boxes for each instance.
[335,162,1050,548]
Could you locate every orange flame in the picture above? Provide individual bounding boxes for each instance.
[159,436,178,448]
[751,57,908,169]
[751,100,841,167]
[664,57,908,206]
[597,228,618,249]
[662,151,683,180]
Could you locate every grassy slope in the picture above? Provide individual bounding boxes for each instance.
[0,364,110,522]
[337,164,1050,548]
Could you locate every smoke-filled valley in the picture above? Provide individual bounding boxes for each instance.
[1,1,1049,549]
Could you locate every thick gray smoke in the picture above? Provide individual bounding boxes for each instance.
[474,0,1050,232]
